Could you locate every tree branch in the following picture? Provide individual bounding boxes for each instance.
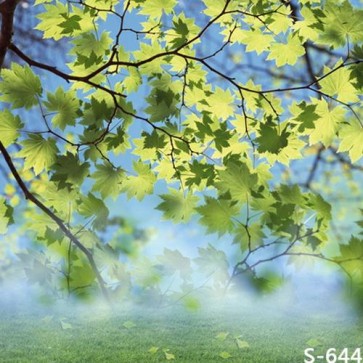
[0,0,18,68]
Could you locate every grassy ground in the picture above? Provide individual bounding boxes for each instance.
[1,293,363,363]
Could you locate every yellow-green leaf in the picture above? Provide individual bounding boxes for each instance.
[0,109,23,147]
[17,135,58,175]
[267,34,305,67]
[338,120,363,163]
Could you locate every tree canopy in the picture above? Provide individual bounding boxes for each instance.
[0,0,362,305]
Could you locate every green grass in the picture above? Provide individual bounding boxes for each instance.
[1,294,363,363]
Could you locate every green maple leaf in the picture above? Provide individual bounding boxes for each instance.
[217,162,258,203]
[267,34,305,67]
[0,64,42,109]
[207,87,234,120]
[71,31,112,59]
[70,263,96,287]
[319,1,363,47]
[36,2,68,40]
[202,0,226,17]
[239,28,274,55]
[148,346,159,354]
[293,102,318,132]
[213,124,232,152]
[0,109,23,147]
[173,17,188,37]
[44,87,79,130]
[267,6,293,34]
[145,88,179,122]
[0,198,14,234]
[78,193,109,230]
[335,236,363,277]
[293,6,321,42]
[123,67,142,94]
[42,183,79,217]
[105,127,130,155]
[51,152,90,188]
[121,162,156,201]
[219,351,232,359]
[215,332,229,341]
[81,97,114,126]
[42,226,64,245]
[91,163,124,199]
[256,123,290,154]
[235,337,250,349]
[138,0,176,18]
[306,193,331,221]
[338,120,363,163]
[170,17,189,48]
[319,63,359,103]
[279,184,305,206]
[156,189,199,223]
[309,99,345,146]
[59,14,82,34]
[186,161,215,188]
[163,349,175,361]
[197,197,239,235]
[17,135,58,175]
[143,130,167,149]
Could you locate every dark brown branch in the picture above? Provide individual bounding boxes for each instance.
[0,0,18,68]
[9,43,126,98]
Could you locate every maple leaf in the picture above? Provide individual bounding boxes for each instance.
[35,2,69,40]
[91,164,124,199]
[51,152,90,188]
[138,0,176,18]
[44,87,79,130]
[319,63,360,104]
[267,34,305,67]
[293,6,320,42]
[335,236,363,278]
[197,197,239,235]
[292,101,319,132]
[256,122,290,154]
[202,0,226,17]
[156,189,199,223]
[207,87,234,120]
[78,193,109,230]
[121,162,156,201]
[0,64,42,109]
[309,99,345,146]
[0,109,23,147]
[17,135,58,175]
[338,120,363,163]
[59,14,82,34]
[238,28,274,55]
[319,1,363,47]
[0,198,14,234]
[217,161,258,203]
